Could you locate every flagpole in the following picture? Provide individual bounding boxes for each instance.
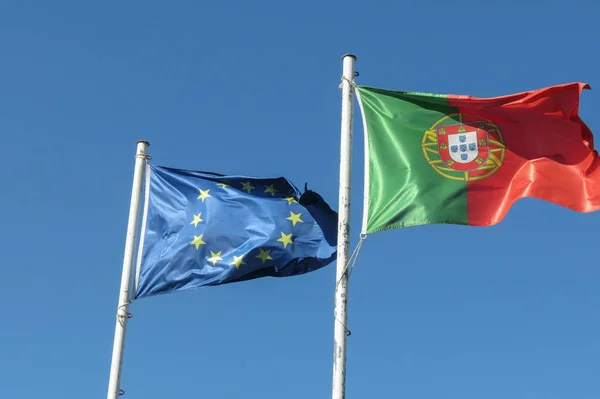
[332,53,356,399]
[107,140,150,399]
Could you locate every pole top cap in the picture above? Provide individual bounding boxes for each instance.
[137,140,150,147]
[342,54,357,60]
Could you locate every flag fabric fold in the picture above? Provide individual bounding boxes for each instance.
[356,82,599,234]
[135,165,338,299]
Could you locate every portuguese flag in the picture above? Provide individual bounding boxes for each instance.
[356,82,599,234]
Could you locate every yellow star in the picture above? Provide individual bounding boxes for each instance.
[264,184,278,196]
[284,197,298,205]
[286,211,303,226]
[207,250,223,266]
[197,189,211,202]
[190,213,203,227]
[256,248,273,264]
[277,232,293,248]
[231,254,246,270]
[217,183,228,188]
[241,181,255,193]
[190,234,206,250]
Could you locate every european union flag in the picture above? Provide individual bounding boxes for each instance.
[135,165,338,299]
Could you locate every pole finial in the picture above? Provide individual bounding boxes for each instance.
[137,140,150,147]
[342,53,357,61]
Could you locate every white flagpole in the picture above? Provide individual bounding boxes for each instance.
[107,140,150,399]
[332,54,356,399]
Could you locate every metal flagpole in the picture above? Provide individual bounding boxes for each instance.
[332,54,357,399]
[107,140,150,399]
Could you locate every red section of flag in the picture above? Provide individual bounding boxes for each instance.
[447,82,599,225]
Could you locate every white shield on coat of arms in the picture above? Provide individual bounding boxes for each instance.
[448,131,479,164]
[436,121,490,172]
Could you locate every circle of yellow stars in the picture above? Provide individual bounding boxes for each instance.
[188,180,305,270]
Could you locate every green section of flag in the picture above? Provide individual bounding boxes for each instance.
[356,86,468,233]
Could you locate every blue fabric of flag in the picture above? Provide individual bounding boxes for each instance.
[135,165,338,299]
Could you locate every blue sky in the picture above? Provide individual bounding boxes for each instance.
[1,1,598,398]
